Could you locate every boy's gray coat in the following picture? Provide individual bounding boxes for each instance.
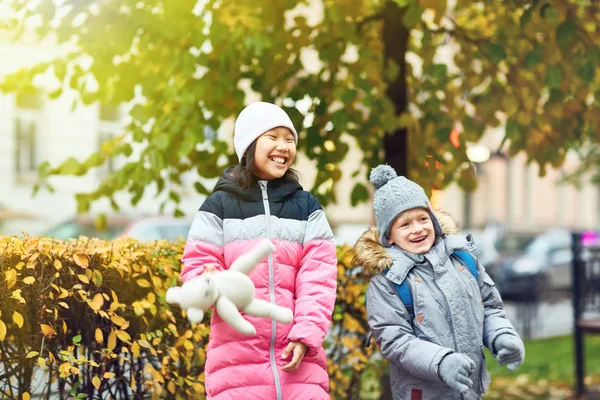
[355,229,519,400]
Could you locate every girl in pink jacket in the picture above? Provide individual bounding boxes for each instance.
[180,102,338,400]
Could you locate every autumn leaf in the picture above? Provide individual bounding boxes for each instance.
[13,311,24,328]
[0,320,6,341]
[107,330,117,350]
[92,376,101,389]
[89,293,104,311]
[40,324,55,337]
[136,279,151,288]
[23,276,36,285]
[73,252,89,268]
[95,328,103,343]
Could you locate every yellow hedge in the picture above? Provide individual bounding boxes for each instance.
[0,235,382,399]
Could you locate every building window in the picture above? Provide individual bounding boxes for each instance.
[14,118,38,174]
[14,91,43,181]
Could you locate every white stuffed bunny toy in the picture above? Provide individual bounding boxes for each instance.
[166,239,293,336]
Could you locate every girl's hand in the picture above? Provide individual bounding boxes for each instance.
[205,265,217,274]
[281,341,308,372]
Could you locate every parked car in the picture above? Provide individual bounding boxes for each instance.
[492,229,573,301]
[43,214,192,242]
[481,230,538,284]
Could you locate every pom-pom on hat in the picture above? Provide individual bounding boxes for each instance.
[369,165,443,246]
[233,102,298,162]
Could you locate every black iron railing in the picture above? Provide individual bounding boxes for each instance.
[571,232,600,397]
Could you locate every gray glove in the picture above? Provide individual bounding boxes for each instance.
[494,334,525,371]
[437,353,475,394]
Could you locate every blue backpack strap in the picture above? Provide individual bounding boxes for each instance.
[453,251,478,282]
[384,268,414,319]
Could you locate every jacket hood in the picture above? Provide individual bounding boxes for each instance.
[352,210,467,276]
[213,166,303,202]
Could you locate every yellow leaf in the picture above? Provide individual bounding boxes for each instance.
[168,380,176,394]
[136,279,150,288]
[26,351,39,358]
[92,376,101,389]
[89,293,104,312]
[22,393,30,400]
[73,252,89,268]
[5,269,17,282]
[77,274,89,284]
[37,357,46,367]
[13,311,24,328]
[103,372,115,379]
[37,239,52,252]
[0,320,6,341]
[58,302,69,309]
[95,328,103,343]
[15,261,24,270]
[110,315,127,327]
[107,330,117,351]
[40,324,55,337]
[54,259,62,270]
[115,330,131,343]
[131,341,140,358]
[23,276,36,285]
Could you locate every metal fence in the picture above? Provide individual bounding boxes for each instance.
[571,232,600,397]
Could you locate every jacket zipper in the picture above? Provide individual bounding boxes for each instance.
[259,181,283,400]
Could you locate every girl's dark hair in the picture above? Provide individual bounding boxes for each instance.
[230,139,301,188]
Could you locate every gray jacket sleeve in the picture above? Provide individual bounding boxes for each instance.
[366,274,453,381]
[478,260,520,352]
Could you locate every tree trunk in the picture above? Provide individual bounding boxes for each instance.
[378,3,410,400]
[383,1,410,179]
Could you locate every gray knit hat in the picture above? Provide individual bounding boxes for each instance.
[370,165,443,246]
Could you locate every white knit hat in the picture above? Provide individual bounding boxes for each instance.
[233,102,298,162]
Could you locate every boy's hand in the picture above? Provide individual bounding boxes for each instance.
[437,353,475,394]
[494,334,525,371]
[281,341,308,372]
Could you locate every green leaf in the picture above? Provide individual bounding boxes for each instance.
[59,158,84,176]
[486,43,506,63]
[350,183,369,207]
[524,46,543,69]
[194,182,209,195]
[73,335,82,345]
[556,18,576,49]
[578,63,595,83]
[520,6,533,28]
[401,3,423,29]
[545,66,562,89]
[430,64,447,80]
[392,0,412,6]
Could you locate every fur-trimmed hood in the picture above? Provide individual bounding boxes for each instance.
[352,210,461,276]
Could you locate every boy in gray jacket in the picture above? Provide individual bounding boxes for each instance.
[354,165,524,400]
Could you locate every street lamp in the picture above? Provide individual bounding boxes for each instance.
[463,144,491,228]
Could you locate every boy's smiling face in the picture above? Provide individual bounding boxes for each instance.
[388,208,435,254]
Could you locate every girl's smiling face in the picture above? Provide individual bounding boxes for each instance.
[252,127,297,180]
[388,208,435,254]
